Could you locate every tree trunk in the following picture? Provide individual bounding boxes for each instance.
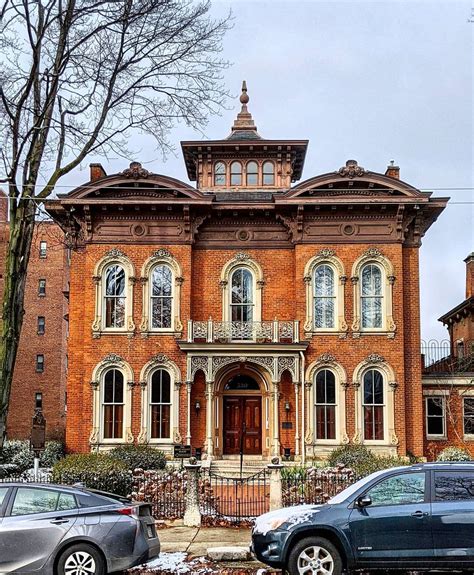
[0,198,36,450]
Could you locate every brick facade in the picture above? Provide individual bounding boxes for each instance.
[43,86,447,460]
[423,253,474,458]
[0,209,69,441]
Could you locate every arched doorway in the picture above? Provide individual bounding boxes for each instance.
[222,374,262,455]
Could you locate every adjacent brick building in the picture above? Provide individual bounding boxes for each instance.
[45,84,448,461]
[423,254,474,459]
[0,190,68,441]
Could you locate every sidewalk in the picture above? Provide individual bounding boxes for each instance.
[159,525,253,558]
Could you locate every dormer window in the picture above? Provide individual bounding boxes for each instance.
[230,161,242,186]
[246,161,258,186]
[263,161,275,185]
[214,162,226,185]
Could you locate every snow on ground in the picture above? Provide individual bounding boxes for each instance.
[130,552,217,574]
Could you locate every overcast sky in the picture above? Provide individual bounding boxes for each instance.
[62,0,473,342]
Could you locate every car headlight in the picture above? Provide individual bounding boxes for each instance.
[254,505,318,536]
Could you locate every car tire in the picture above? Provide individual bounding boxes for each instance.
[56,543,105,575]
[287,536,343,575]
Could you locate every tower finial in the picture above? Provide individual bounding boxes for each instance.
[228,80,259,138]
[240,80,249,106]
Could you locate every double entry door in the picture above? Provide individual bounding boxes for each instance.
[223,396,262,455]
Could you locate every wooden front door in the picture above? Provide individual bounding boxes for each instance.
[223,396,262,455]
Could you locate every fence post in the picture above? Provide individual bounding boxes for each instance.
[183,458,201,527]
[267,458,284,511]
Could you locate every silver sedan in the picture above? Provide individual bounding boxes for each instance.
[0,482,160,574]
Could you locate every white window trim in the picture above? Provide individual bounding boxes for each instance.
[353,357,398,447]
[306,356,348,446]
[89,354,134,446]
[303,249,348,337]
[351,248,396,338]
[139,249,183,337]
[463,396,474,441]
[221,252,264,323]
[138,354,182,445]
[424,395,447,439]
[92,249,136,337]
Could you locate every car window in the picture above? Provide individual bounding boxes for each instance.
[77,492,116,508]
[366,472,425,507]
[0,487,8,507]
[57,492,77,511]
[434,471,474,501]
[11,488,60,516]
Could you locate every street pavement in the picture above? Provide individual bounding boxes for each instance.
[159,525,253,558]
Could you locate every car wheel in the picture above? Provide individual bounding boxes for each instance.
[287,536,342,575]
[57,543,105,575]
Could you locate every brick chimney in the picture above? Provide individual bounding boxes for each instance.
[90,163,107,181]
[465,253,474,299]
[0,188,7,222]
[385,160,400,179]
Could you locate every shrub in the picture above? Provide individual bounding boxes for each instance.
[328,444,408,478]
[40,441,65,467]
[328,444,376,471]
[110,444,166,471]
[0,440,33,473]
[437,446,471,462]
[52,453,132,496]
[0,440,65,473]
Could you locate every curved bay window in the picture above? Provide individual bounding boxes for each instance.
[263,161,275,185]
[104,265,126,328]
[363,369,384,440]
[231,268,254,322]
[315,370,336,440]
[246,161,258,186]
[214,161,226,185]
[313,264,336,329]
[103,369,124,439]
[150,369,171,439]
[151,264,173,329]
[230,161,242,186]
[361,264,383,329]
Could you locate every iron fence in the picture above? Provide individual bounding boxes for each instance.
[200,468,270,521]
[282,468,354,507]
[131,469,187,520]
[421,339,474,374]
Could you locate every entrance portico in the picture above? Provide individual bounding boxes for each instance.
[181,346,307,460]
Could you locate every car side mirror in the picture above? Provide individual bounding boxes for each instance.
[356,495,372,508]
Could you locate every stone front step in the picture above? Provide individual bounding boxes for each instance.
[209,459,268,478]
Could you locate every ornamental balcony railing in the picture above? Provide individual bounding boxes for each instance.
[187,319,299,344]
[421,339,474,374]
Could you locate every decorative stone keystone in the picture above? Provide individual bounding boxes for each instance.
[267,458,284,511]
[183,459,201,527]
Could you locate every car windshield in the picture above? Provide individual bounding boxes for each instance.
[328,467,408,504]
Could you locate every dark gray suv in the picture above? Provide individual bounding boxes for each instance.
[0,482,160,574]
[252,463,474,575]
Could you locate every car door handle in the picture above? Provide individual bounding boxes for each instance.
[411,510,428,518]
[50,518,69,524]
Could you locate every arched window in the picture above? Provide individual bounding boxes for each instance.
[315,370,336,440]
[230,162,242,186]
[361,264,383,329]
[230,268,254,322]
[151,264,173,329]
[246,161,258,186]
[363,369,384,440]
[102,369,124,439]
[214,162,226,186]
[313,264,335,329]
[262,161,275,185]
[150,369,171,439]
[104,264,126,328]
